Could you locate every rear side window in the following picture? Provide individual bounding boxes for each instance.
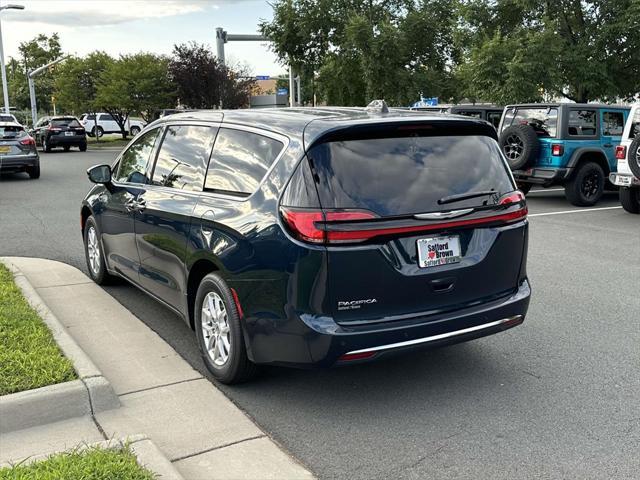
[51,118,81,128]
[568,110,597,136]
[308,135,514,216]
[629,110,640,139]
[113,128,160,184]
[456,111,482,118]
[602,112,624,136]
[152,125,217,191]
[487,112,502,129]
[205,128,284,196]
[99,114,115,121]
[502,107,558,137]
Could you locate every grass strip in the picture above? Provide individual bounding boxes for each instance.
[0,264,76,396]
[0,445,156,480]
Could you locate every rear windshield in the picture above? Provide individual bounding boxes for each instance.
[501,107,558,138]
[51,118,81,128]
[0,125,25,139]
[307,135,514,216]
[0,115,16,122]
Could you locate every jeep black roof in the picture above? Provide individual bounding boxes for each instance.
[149,107,497,147]
[505,103,629,110]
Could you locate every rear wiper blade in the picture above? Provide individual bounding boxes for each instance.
[437,190,497,205]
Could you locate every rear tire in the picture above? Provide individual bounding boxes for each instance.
[92,126,104,138]
[619,187,640,214]
[499,125,540,170]
[517,183,532,195]
[79,143,87,152]
[194,273,258,384]
[83,216,117,285]
[63,145,70,152]
[627,137,640,179]
[27,164,40,179]
[130,126,141,136]
[564,161,605,207]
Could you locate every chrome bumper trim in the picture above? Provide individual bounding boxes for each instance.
[345,315,523,355]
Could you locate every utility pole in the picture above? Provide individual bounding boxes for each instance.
[28,57,67,127]
[0,3,25,114]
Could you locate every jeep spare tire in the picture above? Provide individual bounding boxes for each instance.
[627,136,640,179]
[499,125,540,170]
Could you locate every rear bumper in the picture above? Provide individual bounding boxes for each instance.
[48,135,86,146]
[246,279,531,367]
[513,168,568,185]
[0,154,39,172]
[609,173,640,187]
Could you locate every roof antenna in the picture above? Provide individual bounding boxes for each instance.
[365,100,389,114]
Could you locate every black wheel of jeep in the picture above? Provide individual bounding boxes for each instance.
[499,125,540,170]
[627,137,640,179]
[517,183,532,195]
[619,187,640,214]
[565,161,605,207]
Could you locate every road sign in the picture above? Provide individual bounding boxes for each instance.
[256,75,271,80]
[277,88,288,96]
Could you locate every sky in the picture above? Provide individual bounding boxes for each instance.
[0,0,285,76]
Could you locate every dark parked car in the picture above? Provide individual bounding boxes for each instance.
[81,105,530,383]
[32,116,87,152]
[410,104,504,129]
[0,122,40,178]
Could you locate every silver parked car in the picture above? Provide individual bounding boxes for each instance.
[0,122,40,179]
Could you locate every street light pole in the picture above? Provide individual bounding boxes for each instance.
[0,3,25,114]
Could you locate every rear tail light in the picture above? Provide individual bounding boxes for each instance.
[281,193,526,245]
[615,145,627,160]
[551,144,564,156]
[48,126,61,132]
[338,351,377,362]
[19,136,35,146]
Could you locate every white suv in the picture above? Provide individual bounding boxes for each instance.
[610,104,640,213]
[79,113,146,137]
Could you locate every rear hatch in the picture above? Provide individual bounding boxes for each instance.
[49,118,85,138]
[0,125,32,157]
[281,121,528,326]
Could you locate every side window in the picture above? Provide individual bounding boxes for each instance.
[487,112,502,129]
[113,128,160,184]
[205,128,284,196]
[602,111,624,136]
[629,110,640,139]
[457,111,482,119]
[151,125,217,191]
[99,114,115,122]
[568,110,597,137]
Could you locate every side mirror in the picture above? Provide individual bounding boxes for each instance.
[87,164,112,184]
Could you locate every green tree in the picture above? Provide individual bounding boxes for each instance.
[19,33,63,112]
[95,53,176,138]
[55,52,113,115]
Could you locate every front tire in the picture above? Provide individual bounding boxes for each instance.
[83,216,117,285]
[42,138,52,153]
[130,126,141,136]
[619,187,640,214]
[194,273,257,384]
[565,161,605,207]
[63,145,70,152]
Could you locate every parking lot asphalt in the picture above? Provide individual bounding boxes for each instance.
[1,150,639,479]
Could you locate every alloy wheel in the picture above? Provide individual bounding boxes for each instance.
[201,292,231,366]
[581,171,600,199]
[86,226,101,275]
[504,135,523,161]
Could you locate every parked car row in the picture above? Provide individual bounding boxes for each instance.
[80,113,146,137]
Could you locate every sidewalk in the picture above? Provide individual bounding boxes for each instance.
[0,257,314,480]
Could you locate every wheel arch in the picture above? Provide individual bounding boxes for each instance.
[186,259,220,329]
[566,148,610,179]
[80,204,93,234]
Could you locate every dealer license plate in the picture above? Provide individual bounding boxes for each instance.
[65,131,74,136]
[0,146,10,153]
[417,235,462,268]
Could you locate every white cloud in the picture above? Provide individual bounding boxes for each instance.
[1,0,241,27]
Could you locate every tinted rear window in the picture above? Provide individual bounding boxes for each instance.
[51,118,81,128]
[0,125,25,139]
[308,135,514,216]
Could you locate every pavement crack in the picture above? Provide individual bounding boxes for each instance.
[170,434,266,463]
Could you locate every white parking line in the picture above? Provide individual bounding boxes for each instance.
[529,206,623,217]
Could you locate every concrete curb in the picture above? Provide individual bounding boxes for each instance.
[0,259,120,434]
[0,434,184,479]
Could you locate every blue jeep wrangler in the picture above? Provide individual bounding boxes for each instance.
[497,103,630,206]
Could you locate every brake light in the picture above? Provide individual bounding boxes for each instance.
[615,145,627,160]
[281,196,526,245]
[551,144,564,156]
[48,125,61,131]
[19,136,35,146]
[338,351,377,362]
